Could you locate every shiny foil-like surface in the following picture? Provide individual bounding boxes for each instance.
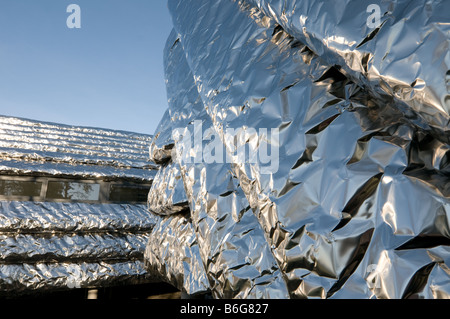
[0,115,157,179]
[0,116,159,294]
[145,0,450,298]
[0,202,158,294]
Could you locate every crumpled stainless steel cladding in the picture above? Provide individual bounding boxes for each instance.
[146,26,288,298]
[0,261,152,293]
[0,116,159,294]
[0,201,158,294]
[145,0,450,298]
[144,212,210,296]
[147,161,189,215]
[245,0,450,137]
[0,115,157,172]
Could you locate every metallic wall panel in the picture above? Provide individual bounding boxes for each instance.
[145,0,450,298]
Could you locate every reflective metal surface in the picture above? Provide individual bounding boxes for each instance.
[0,115,158,294]
[145,0,450,298]
[0,115,157,180]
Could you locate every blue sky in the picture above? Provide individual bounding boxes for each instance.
[0,0,173,135]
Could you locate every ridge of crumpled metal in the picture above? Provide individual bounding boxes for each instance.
[145,0,450,298]
[0,115,160,294]
[0,115,158,177]
[0,201,159,294]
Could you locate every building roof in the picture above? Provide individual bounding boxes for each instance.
[0,115,161,294]
[0,115,157,181]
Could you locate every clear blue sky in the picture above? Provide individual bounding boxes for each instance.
[0,0,173,135]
